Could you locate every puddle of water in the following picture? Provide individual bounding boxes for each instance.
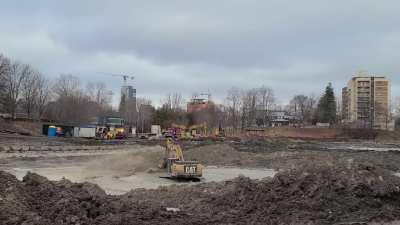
[6,166,276,195]
[320,142,400,152]
[327,147,400,152]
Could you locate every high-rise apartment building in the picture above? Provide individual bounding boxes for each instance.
[121,85,136,102]
[342,72,390,129]
[120,85,137,125]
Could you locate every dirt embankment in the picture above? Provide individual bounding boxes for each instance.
[83,146,164,178]
[2,162,400,225]
[262,127,342,139]
[184,143,264,167]
[216,138,400,172]
[0,119,41,136]
[182,140,400,174]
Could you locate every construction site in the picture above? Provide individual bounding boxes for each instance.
[1,70,400,225]
[1,114,400,225]
[2,2,400,224]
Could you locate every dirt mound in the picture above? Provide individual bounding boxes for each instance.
[83,146,164,178]
[230,137,294,153]
[210,163,400,225]
[0,119,37,136]
[263,127,341,139]
[0,171,38,224]
[185,143,263,166]
[2,162,400,224]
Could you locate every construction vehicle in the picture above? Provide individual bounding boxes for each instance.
[159,137,204,180]
[169,123,208,139]
[188,123,208,138]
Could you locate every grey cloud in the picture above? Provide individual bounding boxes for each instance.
[0,0,399,105]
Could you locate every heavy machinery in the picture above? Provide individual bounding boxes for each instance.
[169,123,208,139]
[159,137,204,180]
[188,123,208,138]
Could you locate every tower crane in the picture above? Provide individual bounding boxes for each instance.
[98,72,135,85]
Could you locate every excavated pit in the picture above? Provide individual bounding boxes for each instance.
[3,136,400,224]
[0,144,276,194]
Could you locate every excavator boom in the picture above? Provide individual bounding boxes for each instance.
[165,138,184,161]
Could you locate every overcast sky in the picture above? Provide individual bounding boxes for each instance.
[0,0,399,107]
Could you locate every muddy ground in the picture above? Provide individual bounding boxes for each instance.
[2,134,400,224]
[2,162,400,225]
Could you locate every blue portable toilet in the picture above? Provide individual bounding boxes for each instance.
[48,126,56,137]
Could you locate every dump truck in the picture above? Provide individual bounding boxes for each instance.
[159,137,203,180]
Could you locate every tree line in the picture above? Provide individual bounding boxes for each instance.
[0,54,115,123]
[220,83,337,129]
[153,83,337,131]
[1,53,340,131]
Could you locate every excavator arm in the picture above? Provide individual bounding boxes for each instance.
[165,138,185,161]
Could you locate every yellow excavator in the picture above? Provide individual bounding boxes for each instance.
[159,137,204,180]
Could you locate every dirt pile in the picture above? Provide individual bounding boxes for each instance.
[0,119,37,136]
[0,171,37,224]
[230,137,294,153]
[211,163,400,225]
[2,162,400,224]
[83,146,164,178]
[185,143,264,166]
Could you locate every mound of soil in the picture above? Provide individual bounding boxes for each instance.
[230,137,293,153]
[2,162,400,224]
[83,147,164,178]
[0,119,37,136]
[185,143,263,166]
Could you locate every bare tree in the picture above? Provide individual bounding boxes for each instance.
[21,66,39,119]
[0,54,9,76]
[46,75,91,123]
[305,94,318,123]
[242,88,258,127]
[136,97,154,132]
[86,82,112,106]
[35,74,52,119]
[161,92,184,112]
[2,62,29,117]
[53,74,80,98]
[172,93,184,111]
[289,95,308,122]
[86,81,113,115]
[257,86,275,126]
[0,55,11,111]
[225,87,242,129]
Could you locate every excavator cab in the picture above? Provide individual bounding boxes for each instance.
[159,138,203,180]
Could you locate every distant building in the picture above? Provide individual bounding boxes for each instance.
[121,85,136,107]
[187,98,209,113]
[342,72,391,130]
[96,116,125,127]
[120,85,137,125]
[254,109,300,127]
[268,110,300,127]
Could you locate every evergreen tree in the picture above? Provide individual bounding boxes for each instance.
[317,83,337,124]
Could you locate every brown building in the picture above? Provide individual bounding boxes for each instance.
[187,98,209,113]
[342,72,391,130]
